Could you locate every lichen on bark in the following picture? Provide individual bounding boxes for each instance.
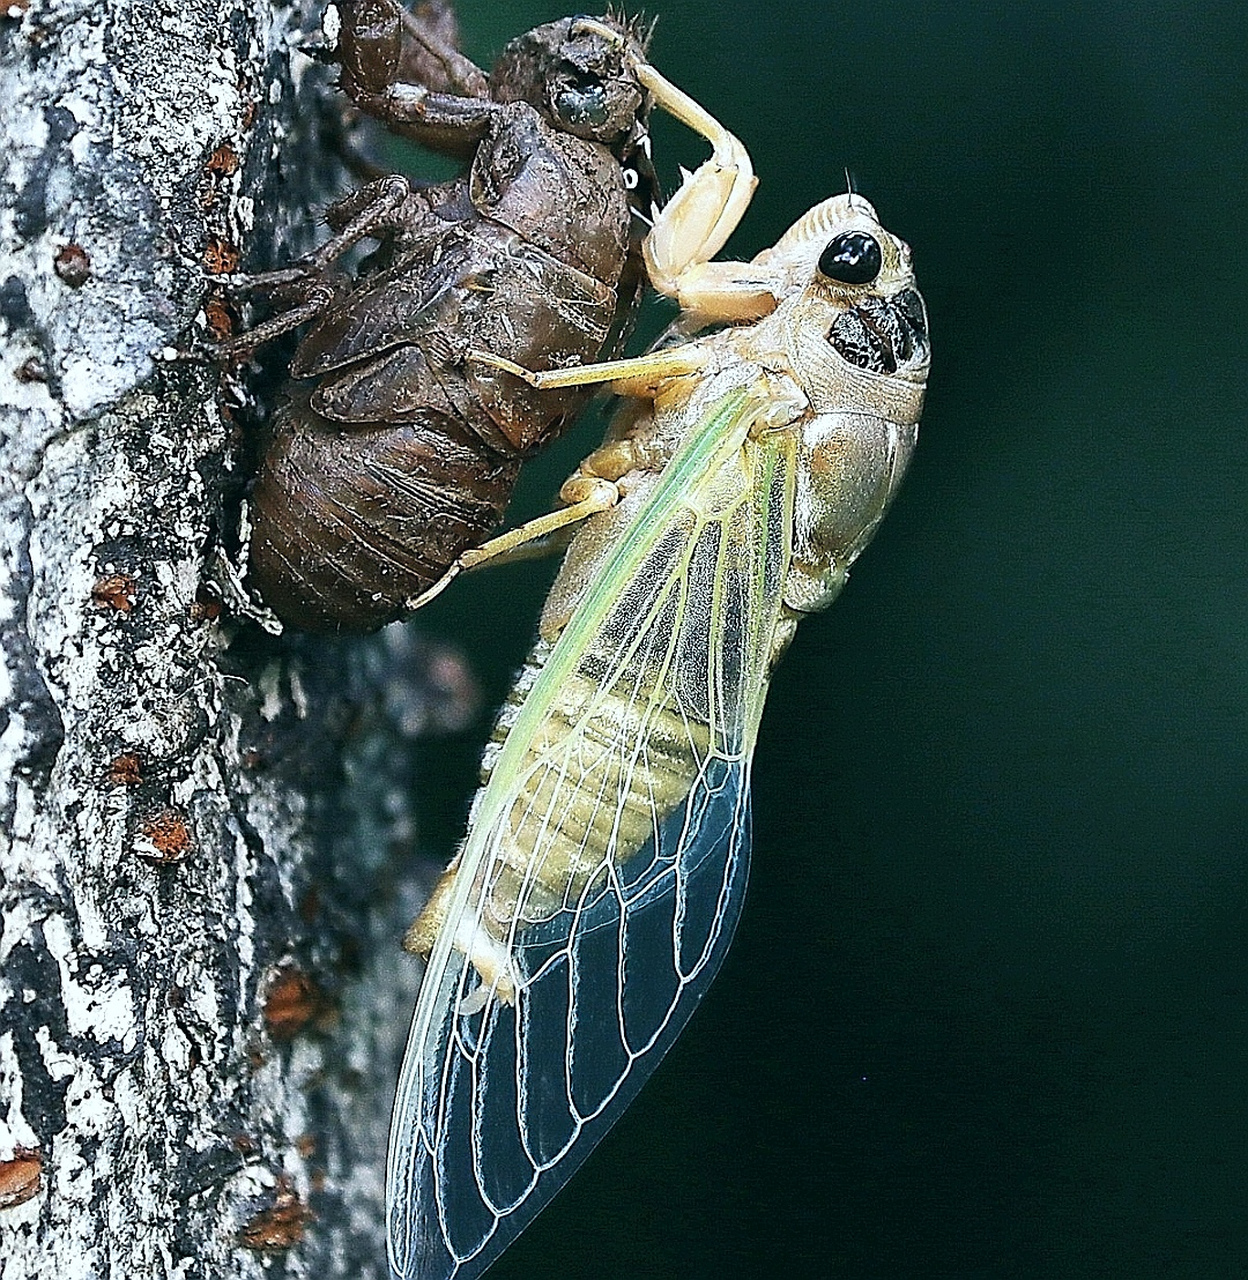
[0,0,452,1274]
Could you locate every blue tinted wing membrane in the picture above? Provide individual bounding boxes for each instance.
[386,758,751,1279]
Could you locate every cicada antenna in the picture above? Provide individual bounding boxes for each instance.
[844,166,859,211]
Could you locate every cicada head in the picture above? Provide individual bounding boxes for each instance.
[743,196,930,614]
[490,15,651,149]
[759,194,930,425]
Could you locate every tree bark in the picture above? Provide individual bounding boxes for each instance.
[0,0,458,1273]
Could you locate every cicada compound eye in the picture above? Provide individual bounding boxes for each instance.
[818,231,883,285]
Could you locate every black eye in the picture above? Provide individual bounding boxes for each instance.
[818,232,882,285]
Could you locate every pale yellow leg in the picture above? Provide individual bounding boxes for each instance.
[631,62,757,295]
[404,479,620,611]
[458,478,618,567]
[468,343,712,393]
[569,24,776,321]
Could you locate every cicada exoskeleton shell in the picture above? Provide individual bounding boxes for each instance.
[235,3,658,630]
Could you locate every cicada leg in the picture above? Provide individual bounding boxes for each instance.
[407,421,666,610]
[465,342,714,395]
[432,328,717,611]
[576,21,774,321]
[406,474,622,610]
[207,175,414,359]
[630,66,756,288]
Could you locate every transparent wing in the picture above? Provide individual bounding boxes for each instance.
[388,377,797,1280]
[389,761,751,1280]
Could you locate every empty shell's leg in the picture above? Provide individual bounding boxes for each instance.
[338,0,494,150]
[227,175,412,294]
[208,281,340,360]
[207,176,415,357]
[395,0,489,98]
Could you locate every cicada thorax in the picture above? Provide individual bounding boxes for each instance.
[247,98,646,632]
[777,270,930,614]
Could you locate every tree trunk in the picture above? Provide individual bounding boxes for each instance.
[0,0,456,1273]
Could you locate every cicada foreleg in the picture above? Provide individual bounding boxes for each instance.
[337,0,498,147]
[577,21,775,321]
[207,175,414,360]
[631,66,755,289]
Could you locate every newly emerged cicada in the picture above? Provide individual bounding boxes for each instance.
[385,35,930,1280]
[223,0,663,631]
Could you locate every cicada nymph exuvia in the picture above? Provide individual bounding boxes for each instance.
[218,0,680,631]
[386,35,929,1280]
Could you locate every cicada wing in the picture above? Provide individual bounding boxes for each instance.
[388,377,798,1280]
[387,761,752,1280]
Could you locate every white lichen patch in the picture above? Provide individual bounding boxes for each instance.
[61,1062,118,1142]
[41,916,138,1053]
[0,1031,42,1154]
[34,1025,77,1084]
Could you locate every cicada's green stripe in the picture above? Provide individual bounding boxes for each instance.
[741,430,796,746]
[407,380,774,1062]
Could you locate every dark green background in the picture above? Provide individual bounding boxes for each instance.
[403,2,1247,1275]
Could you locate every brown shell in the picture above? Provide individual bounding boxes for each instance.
[244,8,655,632]
[250,396,521,631]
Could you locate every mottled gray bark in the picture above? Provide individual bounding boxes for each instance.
[0,0,458,1274]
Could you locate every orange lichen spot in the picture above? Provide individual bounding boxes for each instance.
[263,967,325,1041]
[189,586,223,623]
[91,573,137,612]
[107,752,143,787]
[238,1184,312,1251]
[203,294,236,341]
[203,236,241,275]
[135,808,194,864]
[0,1151,41,1210]
[200,145,242,211]
[206,143,240,178]
[53,244,90,287]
